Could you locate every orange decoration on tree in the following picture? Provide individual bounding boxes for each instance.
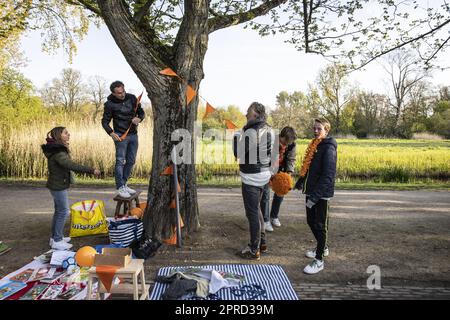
[270,172,293,196]
[186,85,196,105]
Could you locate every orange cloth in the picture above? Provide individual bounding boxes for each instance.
[96,265,120,293]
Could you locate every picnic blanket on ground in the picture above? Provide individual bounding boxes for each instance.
[150,264,298,300]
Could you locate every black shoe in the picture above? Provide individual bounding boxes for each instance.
[237,247,260,260]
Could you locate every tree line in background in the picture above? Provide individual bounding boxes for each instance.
[270,53,450,139]
[1,59,449,139]
[0,17,449,140]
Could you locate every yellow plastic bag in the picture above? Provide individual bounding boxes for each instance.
[69,200,108,238]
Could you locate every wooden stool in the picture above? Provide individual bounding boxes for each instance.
[113,191,142,218]
[86,259,149,300]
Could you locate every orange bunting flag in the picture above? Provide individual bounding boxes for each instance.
[161,166,173,176]
[186,85,196,105]
[203,103,216,120]
[159,68,179,77]
[95,265,120,293]
[225,119,238,130]
[163,219,185,245]
[169,199,176,209]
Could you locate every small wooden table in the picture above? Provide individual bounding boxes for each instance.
[113,191,142,218]
[86,259,149,300]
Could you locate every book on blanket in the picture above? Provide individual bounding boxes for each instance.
[9,269,35,283]
[19,283,50,300]
[0,281,27,300]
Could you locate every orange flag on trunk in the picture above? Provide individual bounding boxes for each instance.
[159,68,179,77]
[203,103,216,120]
[224,119,238,130]
[161,166,173,176]
[186,85,196,105]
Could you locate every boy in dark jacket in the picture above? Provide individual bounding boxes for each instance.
[41,127,100,250]
[294,118,337,274]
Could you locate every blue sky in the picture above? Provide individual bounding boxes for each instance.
[19,22,450,112]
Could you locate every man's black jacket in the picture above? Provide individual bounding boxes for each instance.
[101,93,145,135]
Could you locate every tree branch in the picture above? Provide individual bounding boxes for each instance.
[208,0,287,34]
[352,18,450,71]
[133,0,156,24]
[66,0,101,16]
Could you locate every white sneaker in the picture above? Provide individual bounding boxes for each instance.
[305,248,329,259]
[117,186,131,198]
[303,259,324,274]
[51,240,73,251]
[264,221,274,232]
[271,218,281,227]
[49,237,71,246]
[125,184,136,194]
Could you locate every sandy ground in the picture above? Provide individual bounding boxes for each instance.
[0,183,449,288]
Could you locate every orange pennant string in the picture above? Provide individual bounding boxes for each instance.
[159,68,179,77]
[186,85,196,105]
[203,103,216,120]
[224,119,238,130]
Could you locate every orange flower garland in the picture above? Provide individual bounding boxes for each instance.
[299,138,323,177]
[270,172,293,196]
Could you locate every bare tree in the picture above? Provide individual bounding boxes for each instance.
[381,49,429,135]
[41,68,87,113]
[88,75,108,122]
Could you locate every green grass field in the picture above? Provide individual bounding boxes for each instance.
[0,120,449,189]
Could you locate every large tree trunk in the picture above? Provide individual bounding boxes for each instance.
[98,0,208,241]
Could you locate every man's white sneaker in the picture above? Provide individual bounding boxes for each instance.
[264,221,274,232]
[125,184,136,194]
[303,259,324,274]
[117,186,131,198]
[305,248,329,259]
[49,237,71,246]
[271,218,281,227]
[51,240,73,251]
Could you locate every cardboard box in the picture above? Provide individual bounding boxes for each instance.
[94,248,132,267]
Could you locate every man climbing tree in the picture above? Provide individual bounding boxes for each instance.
[12,0,450,242]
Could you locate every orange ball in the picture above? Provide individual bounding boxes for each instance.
[138,202,147,210]
[75,246,97,267]
[270,172,293,196]
[130,207,144,218]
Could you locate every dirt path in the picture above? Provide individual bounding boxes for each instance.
[0,184,449,288]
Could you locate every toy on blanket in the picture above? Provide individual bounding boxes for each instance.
[62,257,78,274]
[270,172,293,196]
[75,246,97,267]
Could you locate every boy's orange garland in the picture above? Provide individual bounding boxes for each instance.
[299,138,323,177]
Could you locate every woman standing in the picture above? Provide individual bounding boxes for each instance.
[233,102,274,260]
[41,127,100,250]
